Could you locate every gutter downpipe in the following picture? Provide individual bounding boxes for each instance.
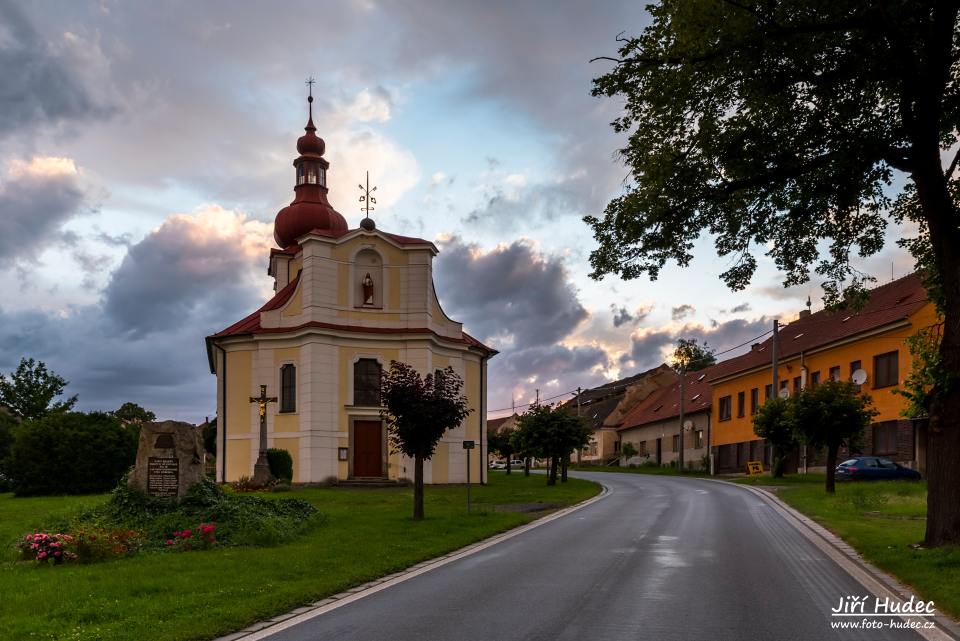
[480,354,487,485]
[215,343,228,484]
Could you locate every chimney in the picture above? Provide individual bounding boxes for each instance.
[798,309,811,318]
[751,343,761,351]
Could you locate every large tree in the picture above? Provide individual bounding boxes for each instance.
[589,1,960,546]
[488,426,516,474]
[791,381,878,493]
[752,397,798,478]
[0,358,77,421]
[111,402,156,426]
[671,338,716,373]
[380,362,471,520]
[515,404,591,485]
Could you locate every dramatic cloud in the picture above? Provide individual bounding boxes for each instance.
[611,303,651,328]
[729,302,751,313]
[0,1,111,138]
[671,304,696,321]
[434,236,588,348]
[620,317,773,372]
[0,156,87,261]
[103,205,273,337]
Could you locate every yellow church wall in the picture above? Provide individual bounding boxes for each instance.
[463,357,482,478]
[271,437,301,479]
[226,349,254,436]
[711,302,940,447]
[280,285,302,317]
[329,237,409,265]
[336,310,405,322]
[336,264,349,307]
[388,269,401,309]
[290,258,302,281]
[226,440,251,482]
[431,442,449,484]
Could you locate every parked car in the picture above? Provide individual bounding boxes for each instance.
[489,460,507,470]
[509,460,524,468]
[835,457,921,481]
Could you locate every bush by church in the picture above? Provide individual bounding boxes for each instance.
[267,448,293,482]
[5,411,138,496]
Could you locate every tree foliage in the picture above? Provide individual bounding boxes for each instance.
[671,338,716,373]
[590,0,960,545]
[112,402,156,426]
[792,382,878,493]
[380,362,472,520]
[751,397,798,478]
[620,441,639,460]
[515,404,591,485]
[7,412,138,496]
[0,358,77,421]
[487,426,516,474]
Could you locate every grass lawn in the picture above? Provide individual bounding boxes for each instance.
[733,474,960,620]
[0,472,598,641]
[569,464,709,477]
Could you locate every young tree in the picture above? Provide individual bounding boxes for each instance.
[792,381,878,494]
[671,338,716,373]
[620,441,639,461]
[380,362,471,520]
[112,402,156,426]
[0,358,77,421]
[515,404,591,485]
[752,397,798,478]
[488,426,516,474]
[509,427,534,477]
[588,1,960,546]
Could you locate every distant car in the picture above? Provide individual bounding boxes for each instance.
[835,457,921,481]
[509,460,524,468]
[489,460,507,470]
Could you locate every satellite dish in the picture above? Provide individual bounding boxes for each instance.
[778,387,790,399]
[851,369,868,386]
[683,419,694,430]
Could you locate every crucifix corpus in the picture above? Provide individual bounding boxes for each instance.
[249,384,277,485]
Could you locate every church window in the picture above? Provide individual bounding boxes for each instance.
[354,359,381,406]
[280,364,296,412]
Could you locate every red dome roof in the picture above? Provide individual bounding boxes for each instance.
[274,196,347,247]
[297,117,325,156]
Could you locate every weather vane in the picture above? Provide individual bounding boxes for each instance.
[359,170,377,216]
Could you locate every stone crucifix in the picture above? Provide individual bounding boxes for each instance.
[249,384,277,485]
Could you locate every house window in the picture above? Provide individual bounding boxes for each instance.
[873,421,899,455]
[354,359,382,406]
[850,360,862,390]
[793,376,802,395]
[809,371,820,389]
[750,388,759,415]
[694,430,704,449]
[280,364,296,413]
[672,434,680,452]
[737,391,745,417]
[614,440,620,453]
[873,351,899,388]
[638,441,647,456]
[719,395,732,421]
[829,366,841,382]
[764,384,773,401]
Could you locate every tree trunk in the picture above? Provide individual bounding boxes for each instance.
[505,457,511,475]
[547,456,557,485]
[825,444,838,494]
[524,456,530,477]
[413,453,424,520]
[771,444,785,478]
[561,456,568,482]
[912,151,960,545]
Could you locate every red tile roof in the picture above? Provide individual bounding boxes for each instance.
[708,272,930,382]
[211,274,302,338]
[619,367,714,430]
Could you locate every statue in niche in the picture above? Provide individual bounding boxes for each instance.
[362,273,375,305]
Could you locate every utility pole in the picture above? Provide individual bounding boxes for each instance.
[576,387,583,465]
[678,364,686,473]
[535,388,540,405]
[771,319,780,475]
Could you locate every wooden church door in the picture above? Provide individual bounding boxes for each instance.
[354,421,383,477]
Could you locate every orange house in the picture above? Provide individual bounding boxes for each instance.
[707,273,938,474]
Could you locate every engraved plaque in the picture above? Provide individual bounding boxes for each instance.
[147,457,180,497]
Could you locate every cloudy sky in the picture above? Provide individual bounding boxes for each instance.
[0,0,916,421]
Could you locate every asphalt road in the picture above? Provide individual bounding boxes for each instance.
[263,472,924,641]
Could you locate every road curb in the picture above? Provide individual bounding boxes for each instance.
[714,478,960,641]
[212,482,611,641]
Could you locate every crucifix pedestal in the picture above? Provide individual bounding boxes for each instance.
[250,384,278,486]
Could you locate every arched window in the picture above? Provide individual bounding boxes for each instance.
[354,359,381,406]
[280,364,296,413]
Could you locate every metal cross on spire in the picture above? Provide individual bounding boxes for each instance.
[305,76,315,97]
[359,170,378,216]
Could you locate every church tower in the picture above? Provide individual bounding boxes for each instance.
[206,93,495,485]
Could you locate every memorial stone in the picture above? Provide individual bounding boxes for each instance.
[129,421,206,499]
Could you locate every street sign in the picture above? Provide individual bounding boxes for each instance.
[463,440,475,449]
[747,460,764,475]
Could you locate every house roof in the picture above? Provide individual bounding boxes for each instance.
[487,414,518,434]
[708,272,929,383]
[619,366,714,431]
[563,363,672,430]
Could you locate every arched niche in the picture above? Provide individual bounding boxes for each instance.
[355,248,383,308]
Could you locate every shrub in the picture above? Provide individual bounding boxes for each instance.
[17,532,77,564]
[72,528,143,563]
[267,448,293,481]
[7,412,138,496]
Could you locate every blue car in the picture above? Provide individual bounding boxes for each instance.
[835,457,921,481]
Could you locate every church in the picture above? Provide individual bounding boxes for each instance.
[206,93,496,485]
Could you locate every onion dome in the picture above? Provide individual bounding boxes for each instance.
[274,92,347,248]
